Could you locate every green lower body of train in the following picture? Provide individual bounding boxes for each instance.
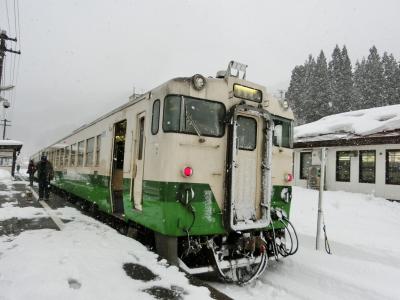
[52,171,292,236]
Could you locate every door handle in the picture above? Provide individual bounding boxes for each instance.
[132,164,137,178]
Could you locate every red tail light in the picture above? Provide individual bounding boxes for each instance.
[183,167,193,177]
[285,173,293,182]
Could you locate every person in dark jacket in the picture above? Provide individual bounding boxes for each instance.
[27,159,36,186]
[35,154,54,200]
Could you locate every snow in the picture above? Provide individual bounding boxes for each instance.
[2,169,400,299]
[0,140,23,146]
[0,169,12,181]
[294,104,400,142]
[212,187,400,300]
[0,204,210,300]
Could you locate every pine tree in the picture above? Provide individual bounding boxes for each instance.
[328,45,343,114]
[340,46,354,110]
[302,55,317,123]
[308,51,330,121]
[382,52,400,105]
[364,46,385,108]
[286,65,306,124]
[353,59,367,110]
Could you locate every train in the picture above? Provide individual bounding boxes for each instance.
[31,61,298,284]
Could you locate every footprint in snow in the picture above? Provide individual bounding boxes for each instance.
[143,285,185,300]
[68,278,82,290]
[123,263,159,282]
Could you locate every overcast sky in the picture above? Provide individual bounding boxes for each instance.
[1,0,400,158]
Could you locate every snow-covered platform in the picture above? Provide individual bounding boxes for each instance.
[0,170,226,300]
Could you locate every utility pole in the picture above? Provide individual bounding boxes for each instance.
[1,119,11,139]
[0,30,21,139]
[0,30,21,87]
[316,147,326,250]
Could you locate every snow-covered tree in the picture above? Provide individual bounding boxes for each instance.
[363,46,385,108]
[382,52,400,105]
[308,51,330,121]
[340,46,355,110]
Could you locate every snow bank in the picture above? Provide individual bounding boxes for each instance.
[213,187,400,300]
[290,187,400,254]
[0,169,12,181]
[295,104,400,141]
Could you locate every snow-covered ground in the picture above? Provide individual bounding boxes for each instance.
[213,187,400,300]
[1,167,400,300]
[0,170,211,300]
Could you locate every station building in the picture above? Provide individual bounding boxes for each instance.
[293,105,400,201]
[0,140,23,177]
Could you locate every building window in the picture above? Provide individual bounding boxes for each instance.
[151,99,160,135]
[300,152,312,180]
[86,137,95,167]
[386,150,400,185]
[359,150,375,183]
[71,144,77,166]
[78,141,84,167]
[95,135,101,166]
[336,151,351,182]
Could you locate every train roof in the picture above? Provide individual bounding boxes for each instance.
[38,74,292,152]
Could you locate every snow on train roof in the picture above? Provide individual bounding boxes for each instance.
[294,105,400,142]
[0,139,23,146]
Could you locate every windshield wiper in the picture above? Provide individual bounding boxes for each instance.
[185,106,206,143]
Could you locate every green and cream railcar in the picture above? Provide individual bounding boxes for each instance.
[33,62,296,284]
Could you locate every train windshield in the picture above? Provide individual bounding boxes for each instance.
[273,116,293,148]
[163,95,225,137]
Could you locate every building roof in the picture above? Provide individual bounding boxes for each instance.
[294,105,400,146]
[0,139,23,146]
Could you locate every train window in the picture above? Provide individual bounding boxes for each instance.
[151,100,160,135]
[96,135,101,166]
[78,141,84,167]
[138,117,145,160]
[64,146,70,167]
[163,95,181,132]
[55,150,60,167]
[336,151,351,182]
[86,137,95,167]
[273,117,292,148]
[236,116,257,151]
[359,150,375,183]
[61,148,64,166]
[71,144,77,166]
[163,95,225,137]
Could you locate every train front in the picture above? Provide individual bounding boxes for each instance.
[154,61,297,284]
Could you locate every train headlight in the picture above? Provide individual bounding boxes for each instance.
[192,74,206,91]
[182,166,193,177]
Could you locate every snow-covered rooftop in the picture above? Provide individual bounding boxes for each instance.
[294,104,400,142]
[0,139,23,146]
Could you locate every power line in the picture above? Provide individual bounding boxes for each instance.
[5,0,11,33]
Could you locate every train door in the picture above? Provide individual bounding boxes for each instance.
[111,120,127,215]
[226,105,272,231]
[133,112,146,210]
